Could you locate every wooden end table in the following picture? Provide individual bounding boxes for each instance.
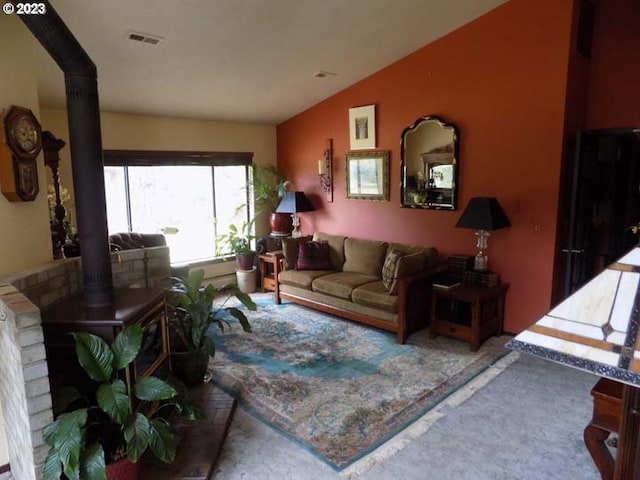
[429,282,509,351]
[258,250,283,293]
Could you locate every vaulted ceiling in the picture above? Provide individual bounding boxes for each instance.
[35,0,507,124]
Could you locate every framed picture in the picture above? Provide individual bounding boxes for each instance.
[348,105,376,150]
[345,150,389,201]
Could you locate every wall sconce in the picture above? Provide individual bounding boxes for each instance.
[318,139,333,201]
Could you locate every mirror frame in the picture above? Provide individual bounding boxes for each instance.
[345,150,390,201]
[400,116,459,210]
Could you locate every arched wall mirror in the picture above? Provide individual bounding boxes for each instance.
[400,116,459,210]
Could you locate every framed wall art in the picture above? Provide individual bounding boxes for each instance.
[348,104,376,150]
[345,150,389,201]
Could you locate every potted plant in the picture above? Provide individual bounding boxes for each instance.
[251,163,291,235]
[43,324,200,480]
[216,216,261,271]
[168,268,255,386]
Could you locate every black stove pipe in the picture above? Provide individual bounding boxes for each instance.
[15,1,114,306]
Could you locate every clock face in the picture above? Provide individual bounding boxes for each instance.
[3,106,42,160]
[13,115,39,153]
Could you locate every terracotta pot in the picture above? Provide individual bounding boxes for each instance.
[270,212,292,236]
[106,458,140,480]
[236,251,256,271]
[171,348,209,386]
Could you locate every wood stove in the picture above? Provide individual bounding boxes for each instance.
[41,286,170,401]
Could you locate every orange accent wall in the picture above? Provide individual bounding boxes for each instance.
[586,0,640,129]
[277,0,576,333]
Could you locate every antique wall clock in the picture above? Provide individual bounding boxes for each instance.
[0,105,43,201]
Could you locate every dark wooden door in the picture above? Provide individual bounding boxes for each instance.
[555,129,640,299]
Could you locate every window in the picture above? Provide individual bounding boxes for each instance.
[104,150,253,264]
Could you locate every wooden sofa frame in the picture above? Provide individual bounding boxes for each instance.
[275,261,446,344]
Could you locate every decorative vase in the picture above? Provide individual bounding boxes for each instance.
[236,251,256,271]
[171,348,210,386]
[106,458,140,480]
[270,212,293,236]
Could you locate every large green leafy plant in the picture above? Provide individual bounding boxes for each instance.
[43,324,195,480]
[168,268,255,357]
[251,163,289,211]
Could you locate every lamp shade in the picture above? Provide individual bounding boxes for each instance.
[275,191,315,214]
[455,197,510,231]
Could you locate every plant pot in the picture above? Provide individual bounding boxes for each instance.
[236,268,257,294]
[171,348,210,386]
[106,458,140,480]
[236,251,256,271]
[270,212,293,236]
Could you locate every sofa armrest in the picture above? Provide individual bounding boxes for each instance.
[396,261,447,343]
[396,262,448,286]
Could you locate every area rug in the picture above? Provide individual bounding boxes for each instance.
[209,296,509,471]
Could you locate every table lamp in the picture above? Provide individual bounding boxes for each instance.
[275,191,314,238]
[455,197,510,271]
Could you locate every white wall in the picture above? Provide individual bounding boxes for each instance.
[40,108,278,243]
[0,16,53,278]
[0,14,54,468]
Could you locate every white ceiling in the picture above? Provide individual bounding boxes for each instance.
[35,0,507,125]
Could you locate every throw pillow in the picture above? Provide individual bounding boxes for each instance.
[382,250,405,292]
[296,241,331,270]
[281,236,312,270]
[386,252,424,295]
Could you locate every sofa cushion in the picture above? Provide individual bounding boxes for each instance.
[381,249,404,292]
[296,241,331,270]
[312,272,379,300]
[352,281,399,314]
[278,269,334,290]
[387,242,438,269]
[385,252,424,295]
[342,237,388,277]
[313,232,346,271]
[281,235,312,270]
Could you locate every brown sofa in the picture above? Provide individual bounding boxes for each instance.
[274,232,444,343]
[109,232,166,251]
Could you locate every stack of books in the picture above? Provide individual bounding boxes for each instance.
[463,270,500,287]
[448,255,474,280]
[432,275,461,289]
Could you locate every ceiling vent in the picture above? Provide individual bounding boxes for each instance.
[313,71,337,78]
[126,30,163,45]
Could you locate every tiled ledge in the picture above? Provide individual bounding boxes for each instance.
[141,383,236,479]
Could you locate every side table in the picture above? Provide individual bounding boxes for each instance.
[258,250,283,293]
[429,282,509,351]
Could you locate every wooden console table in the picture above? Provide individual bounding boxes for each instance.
[429,282,509,351]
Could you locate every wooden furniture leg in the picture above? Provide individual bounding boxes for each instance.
[585,378,621,480]
[584,424,615,480]
[614,384,640,479]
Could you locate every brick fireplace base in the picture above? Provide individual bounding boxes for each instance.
[141,383,236,479]
[0,246,170,480]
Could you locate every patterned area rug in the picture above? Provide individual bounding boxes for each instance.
[210,296,509,471]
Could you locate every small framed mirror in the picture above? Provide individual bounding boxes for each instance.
[345,150,389,201]
[400,116,458,210]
